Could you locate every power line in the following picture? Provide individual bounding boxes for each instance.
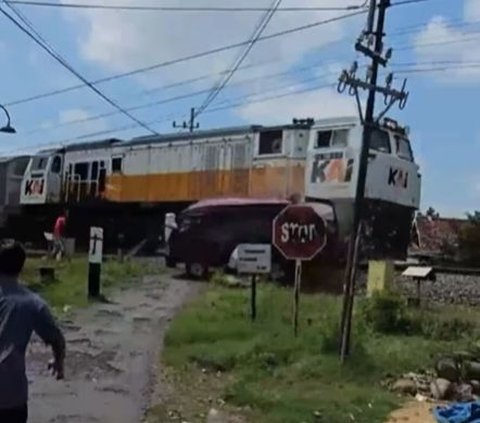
[7,56,280,108]
[1,0,444,110]
[195,0,283,118]
[4,9,367,107]
[21,64,341,135]
[390,17,479,37]
[3,0,368,12]
[0,3,159,134]
[30,19,471,108]
[394,59,480,67]
[139,58,279,98]
[391,0,434,6]
[204,81,336,115]
[10,57,476,137]
[397,31,480,51]
[6,59,472,154]
[4,10,461,110]
[7,77,338,155]
[16,55,471,136]
[20,59,286,134]
[395,63,480,75]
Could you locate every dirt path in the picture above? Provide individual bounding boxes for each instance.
[385,401,437,423]
[26,271,201,423]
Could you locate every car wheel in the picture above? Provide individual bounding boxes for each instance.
[185,262,208,280]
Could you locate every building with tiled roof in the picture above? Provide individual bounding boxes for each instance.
[410,214,469,262]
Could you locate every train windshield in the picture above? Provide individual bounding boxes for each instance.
[369,129,391,154]
[395,135,413,162]
[31,156,49,171]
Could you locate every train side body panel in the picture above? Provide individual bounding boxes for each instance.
[30,125,310,206]
[105,133,254,203]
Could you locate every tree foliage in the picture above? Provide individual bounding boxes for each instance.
[426,207,440,218]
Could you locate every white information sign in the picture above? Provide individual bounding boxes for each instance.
[89,227,104,264]
[237,244,271,275]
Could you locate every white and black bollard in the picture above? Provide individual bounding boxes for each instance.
[88,226,104,299]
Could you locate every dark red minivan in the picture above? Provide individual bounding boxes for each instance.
[167,197,339,279]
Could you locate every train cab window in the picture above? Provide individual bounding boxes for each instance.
[112,157,123,174]
[51,156,62,174]
[74,162,89,180]
[258,130,283,155]
[331,129,349,147]
[315,129,349,149]
[370,129,391,154]
[395,136,413,161]
[315,131,332,148]
[31,156,48,171]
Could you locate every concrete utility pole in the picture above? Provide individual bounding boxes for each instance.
[173,107,200,133]
[337,0,409,362]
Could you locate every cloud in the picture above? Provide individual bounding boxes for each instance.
[57,108,108,133]
[412,0,480,83]
[58,1,367,129]
[237,86,357,124]
[465,0,480,22]
[61,0,364,87]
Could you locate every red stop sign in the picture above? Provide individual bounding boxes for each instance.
[273,205,327,261]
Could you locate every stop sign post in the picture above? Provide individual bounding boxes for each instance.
[273,204,328,336]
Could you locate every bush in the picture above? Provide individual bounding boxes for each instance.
[360,290,409,334]
[319,305,368,356]
[319,312,341,354]
[360,290,477,340]
[419,316,476,341]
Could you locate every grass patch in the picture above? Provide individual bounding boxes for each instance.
[21,256,156,312]
[162,284,477,423]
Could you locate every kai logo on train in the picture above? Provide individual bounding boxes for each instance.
[388,167,408,189]
[24,178,45,196]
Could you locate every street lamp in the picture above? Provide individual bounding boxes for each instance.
[0,104,16,134]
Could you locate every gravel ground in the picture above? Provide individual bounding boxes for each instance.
[357,271,480,306]
[26,269,201,423]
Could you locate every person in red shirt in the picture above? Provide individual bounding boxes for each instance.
[51,211,67,260]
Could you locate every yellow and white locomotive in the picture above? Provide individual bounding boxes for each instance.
[18,116,421,256]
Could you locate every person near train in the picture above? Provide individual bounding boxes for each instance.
[0,241,66,423]
[51,211,67,260]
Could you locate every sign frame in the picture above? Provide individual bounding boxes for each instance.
[272,204,328,262]
[237,244,272,275]
[89,227,104,264]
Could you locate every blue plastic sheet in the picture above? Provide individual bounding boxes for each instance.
[433,402,480,423]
